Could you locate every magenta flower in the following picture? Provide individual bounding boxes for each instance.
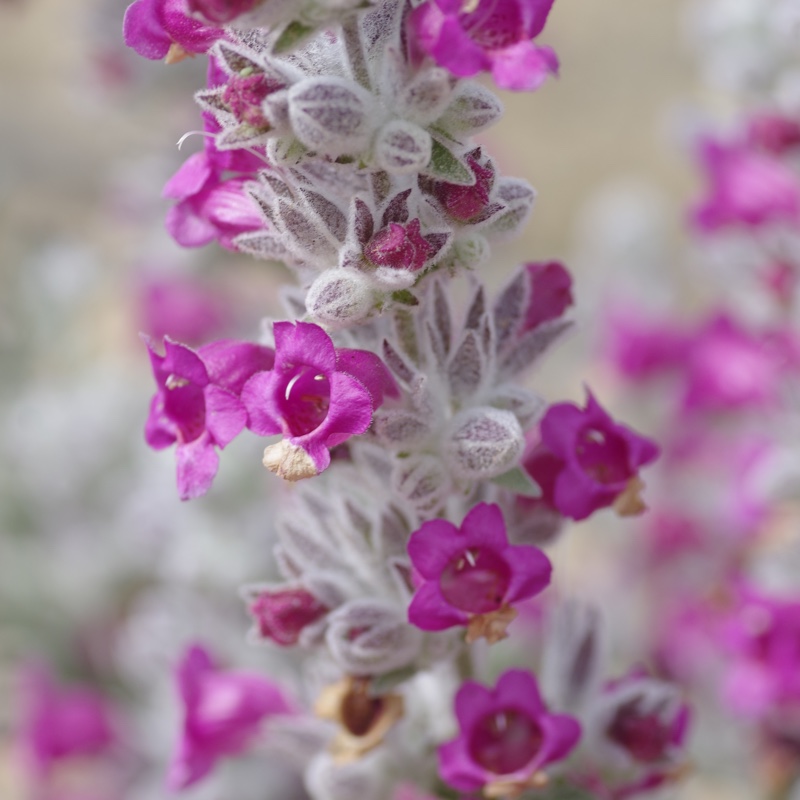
[242,322,398,479]
[532,391,659,521]
[137,274,232,345]
[432,150,497,223]
[682,314,784,412]
[720,587,800,720]
[17,665,116,777]
[747,113,800,156]
[407,503,551,643]
[169,644,292,790]
[163,152,264,251]
[438,670,580,793]
[409,0,559,92]
[123,0,223,62]
[602,304,688,382]
[521,261,574,332]
[364,219,433,272]
[692,138,800,232]
[187,0,259,24]
[245,585,329,646]
[144,336,275,500]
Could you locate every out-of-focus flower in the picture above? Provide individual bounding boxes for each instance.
[409,0,559,92]
[17,665,116,777]
[438,669,580,793]
[187,0,260,25]
[244,585,329,646]
[169,643,292,790]
[407,503,551,643]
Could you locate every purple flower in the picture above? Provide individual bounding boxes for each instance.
[432,150,496,223]
[682,314,784,412]
[364,219,433,272]
[534,391,659,521]
[17,665,116,777]
[163,152,264,251]
[407,503,551,643]
[438,670,581,793]
[245,585,329,646]
[409,0,559,92]
[720,587,800,720]
[169,644,292,790]
[187,0,259,24]
[144,336,275,500]
[123,0,223,62]
[692,138,800,232]
[242,322,399,480]
[602,304,689,382]
[747,113,800,156]
[521,261,574,332]
[137,273,233,345]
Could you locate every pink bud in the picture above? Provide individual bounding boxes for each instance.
[436,154,495,222]
[364,219,432,272]
[248,587,329,646]
[223,73,282,129]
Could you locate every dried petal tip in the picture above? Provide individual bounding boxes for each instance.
[315,676,404,764]
[484,770,548,799]
[263,440,319,481]
[466,605,518,645]
[613,475,647,517]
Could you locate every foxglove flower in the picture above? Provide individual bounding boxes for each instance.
[407,503,551,643]
[169,643,292,790]
[526,391,659,521]
[438,670,580,794]
[144,336,275,499]
[18,665,116,777]
[123,0,223,62]
[409,0,560,92]
[242,322,398,480]
[692,138,800,231]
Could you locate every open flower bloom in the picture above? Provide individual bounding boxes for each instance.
[409,0,559,92]
[438,670,581,793]
[169,644,292,790]
[123,0,223,62]
[407,503,551,643]
[692,138,800,231]
[528,390,659,521]
[17,665,116,778]
[242,321,398,480]
[144,337,275,499]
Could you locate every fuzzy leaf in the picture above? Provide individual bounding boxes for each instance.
[491,466,542,497]
[426,139,473,185]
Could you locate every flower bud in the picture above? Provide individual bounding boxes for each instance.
[445,407,525,481]
[288,77,376,157]
[365,219,432,272]
[306,270,375,329]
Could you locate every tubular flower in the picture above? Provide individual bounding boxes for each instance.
[242,321,398,480]
[123,0,223,63]
[407,503,552,643]
[169,644,292,790]
[409,0,560,92]
[144,337,275,500]
[528,390,659,521]
[438,669,581,794]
